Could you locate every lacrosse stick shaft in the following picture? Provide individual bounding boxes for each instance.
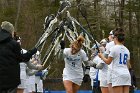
[41,28,60,63]
[41,42,54,63]
[42,34,62,66]
[77,6,100,52]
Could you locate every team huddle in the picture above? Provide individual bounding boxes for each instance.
[0,21,134,93]
[60,28,132,93]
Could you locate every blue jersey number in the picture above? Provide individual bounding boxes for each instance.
[119,53,128,64]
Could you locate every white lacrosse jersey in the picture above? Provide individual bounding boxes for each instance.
[109,45,131,86]
[105,41,115,55]
[20,49,27,80]
[18,49,27,89]
[105,41,115,83]
[98,59,108,79]
[63,48,88,80]
[89,55,100,80]
[89,55,104,87]
[98,58,108,87]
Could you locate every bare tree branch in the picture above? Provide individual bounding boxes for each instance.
[14,0,22,31]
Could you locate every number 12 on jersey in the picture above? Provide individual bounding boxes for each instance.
[119,53,128,64]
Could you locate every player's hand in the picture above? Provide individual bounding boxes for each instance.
[36,64,44,70]
[60,40,65,49]
[30,58,35,62]
[98,52,103,58]
[32,60,38,65]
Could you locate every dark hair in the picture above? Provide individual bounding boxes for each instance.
[113,27,125,42]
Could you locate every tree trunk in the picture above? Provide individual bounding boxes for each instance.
[14,0,22,32]
[0,0,8,13]
[135,4,140,33]
[128,0,133,65]
[118,0,125,28]
[113,0,118,27]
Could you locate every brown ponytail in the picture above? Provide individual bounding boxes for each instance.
[77,35,85,44]
[71,35,85,50]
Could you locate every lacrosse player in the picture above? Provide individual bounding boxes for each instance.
[60,35,89,93]
[105,30,115,93]
[98,28,131,93]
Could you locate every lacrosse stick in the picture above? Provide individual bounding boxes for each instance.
[41,18,67,65]
[42,33,62,66]
[77,4,93,36]
[35,14,56,48]
[66,11,100,52]
[41,28,60,63]
[35,0,71,49]
[39,27,59,54]
[63,17,91,50]
[54,29,66,56]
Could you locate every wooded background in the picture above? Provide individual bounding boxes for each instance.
[0,0,140,90]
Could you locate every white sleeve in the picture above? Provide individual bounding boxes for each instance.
[96,57,104,69]
[63,48,68,58]
[81,50,88,61]
[105,43,110,55]
[21,49,27,54]
[108,47,115,58]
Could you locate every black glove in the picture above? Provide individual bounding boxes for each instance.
[28,48,37,56]
[83,74,90,83]
[60,40,65,49]
[84,66,90,75]
[92,63,97,68]
[89,60,97,68]
[85,66,90,70]
[83,66,90,83]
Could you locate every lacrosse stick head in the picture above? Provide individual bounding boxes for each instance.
[66,19,74,31]
[61,17,74,31]
[57,18,70,32]
[58,0,71,14]
[44,14,55,30]
[58,20,66,31]
[100,38,108,46]
[99,38,108,53]
[91,42,100,56]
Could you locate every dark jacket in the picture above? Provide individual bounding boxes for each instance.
[0,29,37,89]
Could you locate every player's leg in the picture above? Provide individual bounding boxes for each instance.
[113,86,123,93]
[123,86,129,93]
[108,83,113,93]
[100,79,109,93]
[72,83,80,93]
[63,80,73,93]
[101,87,109,93]
[17,89,24,93]
[17,79,26,93]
